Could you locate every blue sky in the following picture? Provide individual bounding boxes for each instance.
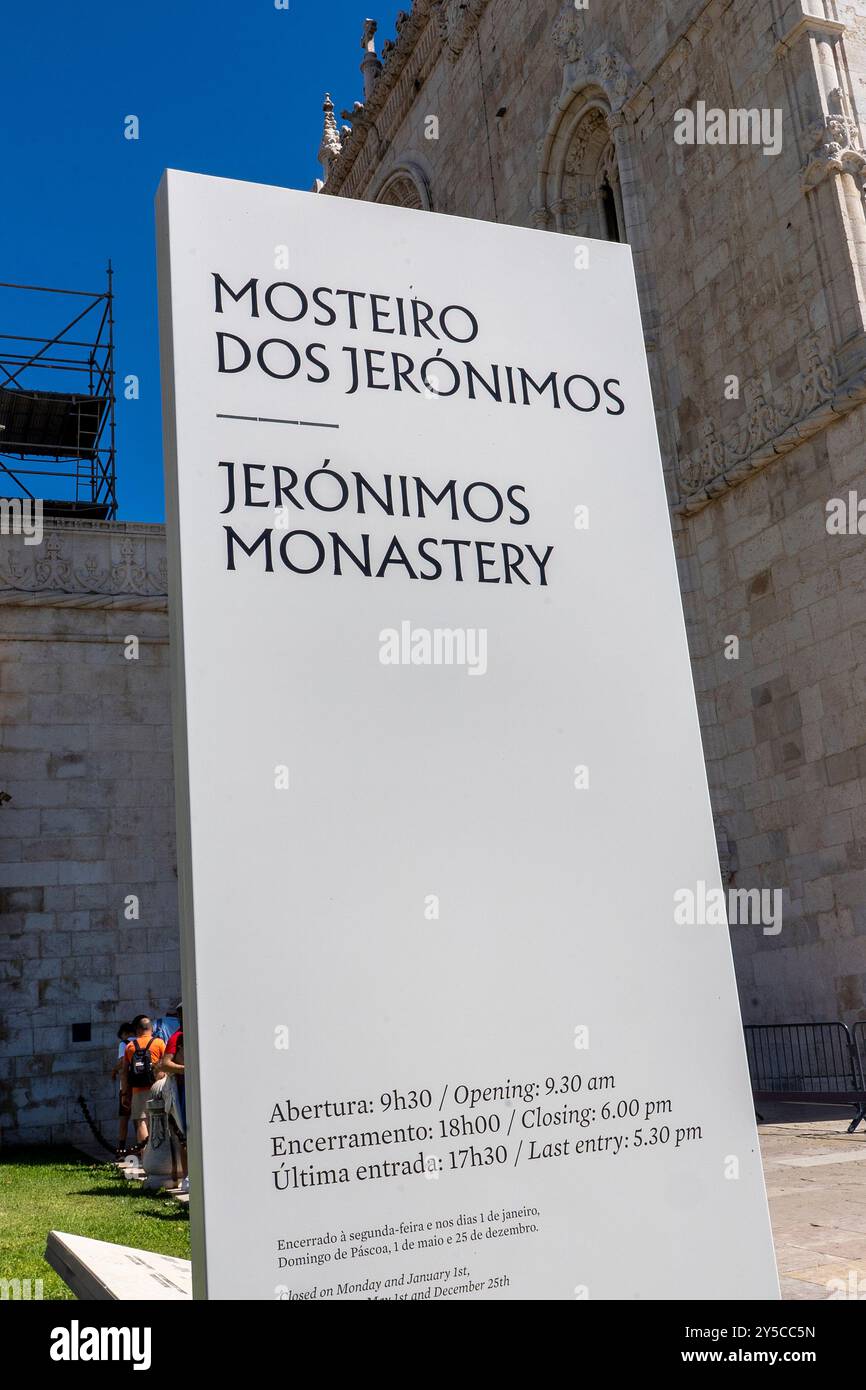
[0,0,404,520]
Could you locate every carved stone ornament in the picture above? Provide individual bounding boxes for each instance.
[803,112,866,188]
[317,2,439,195]
[0,527,169,599]
[676,333,837,503]
[803,87,866,190]
[550,5,636,113]
[318,93,343,172]
[552,2,585,65]
[431,0,490,62]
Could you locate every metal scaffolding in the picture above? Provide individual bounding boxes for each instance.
[0,267,117,519]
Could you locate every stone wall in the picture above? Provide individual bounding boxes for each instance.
[322,0,866,1024]
[679,401,866,1024]
[0,520,179,1146]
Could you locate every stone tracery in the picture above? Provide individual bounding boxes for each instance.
[374,166,431,210]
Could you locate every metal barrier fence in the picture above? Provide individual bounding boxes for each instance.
[853,1023,866,1087]
[744,1022,866,1131]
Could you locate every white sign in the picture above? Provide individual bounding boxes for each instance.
[157,169,778,1301]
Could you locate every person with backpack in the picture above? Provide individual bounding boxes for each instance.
[111,1021,135,1152]
[121,1014,166,1145]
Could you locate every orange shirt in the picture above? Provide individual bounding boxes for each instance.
[124,1033,166,1090]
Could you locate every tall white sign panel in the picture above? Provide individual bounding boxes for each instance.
[157,169,778,1301]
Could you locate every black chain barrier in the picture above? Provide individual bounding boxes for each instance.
[76,1094,145,1158]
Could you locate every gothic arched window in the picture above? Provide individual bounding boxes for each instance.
[536,99,627,244]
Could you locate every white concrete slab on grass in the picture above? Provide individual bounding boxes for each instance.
[45,1231,191,1300]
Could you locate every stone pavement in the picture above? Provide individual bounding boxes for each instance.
[760,1103,866,1300]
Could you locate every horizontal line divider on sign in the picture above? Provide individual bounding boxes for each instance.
[216,413,339,428]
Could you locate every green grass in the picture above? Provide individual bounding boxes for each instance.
[0,1147,189,1300]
